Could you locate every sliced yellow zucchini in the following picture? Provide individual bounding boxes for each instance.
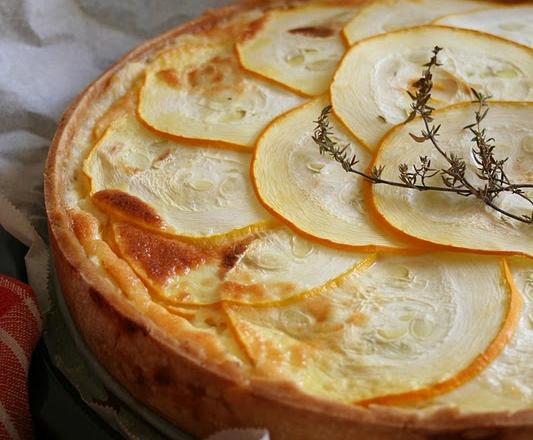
[138,39,303,148]
[435,5,533,48]
[221,228,374,305]
[430,257,531,412]
[343,0,492,45]
[331,26,533,149]
[237,4,357,96]
[112,222,371,306]
[227,253,518,404]
[252,96,407,250]
[84,113,271,237]
[370,102,533,256]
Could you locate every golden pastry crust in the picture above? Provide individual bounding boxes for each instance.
[45,1,533,438]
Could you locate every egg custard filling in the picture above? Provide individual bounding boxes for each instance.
[47,0,533,436]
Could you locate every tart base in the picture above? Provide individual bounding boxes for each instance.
[44,1,533,438]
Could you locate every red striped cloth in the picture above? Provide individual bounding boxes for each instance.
[0,274,42,440]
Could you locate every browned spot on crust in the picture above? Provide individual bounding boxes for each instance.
[157,68,182,88]
[239,15,267,42]
[93,189,163,227]
[114,222,207,284]
[153,365,174,386]
[89,286,149,336]
[288,26,335,38]
[188,63,216,88]
[69,209,99,243]
[89,287,106,309]
[213,71,224,83]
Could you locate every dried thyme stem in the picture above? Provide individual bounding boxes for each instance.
[312,46,532,224]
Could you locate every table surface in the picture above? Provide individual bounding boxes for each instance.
[1,225,121,439]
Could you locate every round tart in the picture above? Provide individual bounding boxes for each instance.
[45,1,533,439]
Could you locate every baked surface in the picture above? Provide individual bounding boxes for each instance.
[45,0,533,438]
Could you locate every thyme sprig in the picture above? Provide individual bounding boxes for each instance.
[312,46,533,225]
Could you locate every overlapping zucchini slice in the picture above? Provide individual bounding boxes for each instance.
[252,96,407,251]
[84,113,271,237]
[331,26,533,149]
[137,39,303,149]
[435,5,533,48]
[111,222,372,306]
[221,229,373,305]
[226,253,520,404]
[343,0,491,45]
[370,102,533,256]
[431,257,532,412]
[237,4,357,96]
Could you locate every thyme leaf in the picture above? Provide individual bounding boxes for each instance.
[312,46,532,225]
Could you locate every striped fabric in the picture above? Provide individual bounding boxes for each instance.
[0,275,41,440]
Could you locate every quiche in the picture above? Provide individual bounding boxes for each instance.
[44,0,533,439]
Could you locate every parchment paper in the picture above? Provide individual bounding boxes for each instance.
[0,1,269,438]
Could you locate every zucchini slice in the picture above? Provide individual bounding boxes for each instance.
[370,102,533,257]
[237,4,357,96]
[431,257,532,412]
[252,96,408,251]
[227,253,519,404]
[435,5,533,48]
[112,223,372,306]
[84,114,271,238]
[343,0,492,45]
[138,39,303,149]
[331,26,533,149]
